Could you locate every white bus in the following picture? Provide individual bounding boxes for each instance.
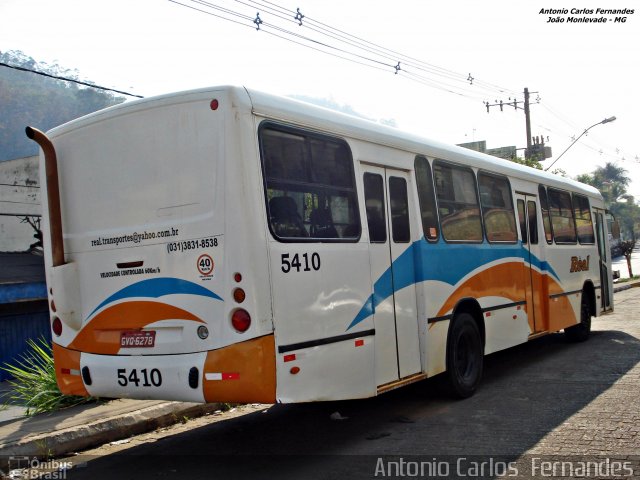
[28,86,613,403]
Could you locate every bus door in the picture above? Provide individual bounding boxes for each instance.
[362,166,421,386]
[594,209,613,311]
[515,193,545,333]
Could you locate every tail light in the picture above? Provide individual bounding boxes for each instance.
[231,309,251,333]
[233,288,246,303]
[52,317,63,336]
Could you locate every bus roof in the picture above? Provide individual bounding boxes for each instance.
[245,87,602,200]
[46,85,601,200]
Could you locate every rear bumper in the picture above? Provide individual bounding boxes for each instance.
[53,334,276,404]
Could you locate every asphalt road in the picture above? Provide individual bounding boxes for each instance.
[55,287,640,479]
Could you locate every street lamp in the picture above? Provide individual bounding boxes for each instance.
[544,116,616,171]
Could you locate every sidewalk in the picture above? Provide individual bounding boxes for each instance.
[1,281,639,466]
[0,397,220,465]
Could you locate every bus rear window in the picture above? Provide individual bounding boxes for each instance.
[260,124,360,241]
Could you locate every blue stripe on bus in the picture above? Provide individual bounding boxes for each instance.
[88,277,222,319]
[347,239,559,331]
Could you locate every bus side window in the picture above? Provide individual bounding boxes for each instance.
[363,173,387,243]
[414,156,439,241]
[478,172,517,243]
[433,161,483,242]
[517,199,528,245]
[538,185,553,244]
[548,188,577,244]
[573,194,595,244]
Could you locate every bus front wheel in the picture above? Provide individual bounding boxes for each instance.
[446,313,483,399]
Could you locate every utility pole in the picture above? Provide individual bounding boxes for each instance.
[524,88,532,160]
[485,87,544,161]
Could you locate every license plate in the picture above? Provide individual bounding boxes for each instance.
[120,331,156,348]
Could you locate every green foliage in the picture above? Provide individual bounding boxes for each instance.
[576,162,640,240]
[0,50,125,161]
[0,338,95,416]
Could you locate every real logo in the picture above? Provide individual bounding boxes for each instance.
[570,255,590,273]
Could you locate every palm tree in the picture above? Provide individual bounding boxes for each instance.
[587,162,629,206]
[593,162,629,188]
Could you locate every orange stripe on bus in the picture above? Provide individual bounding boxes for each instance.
[435,262,577,333]
[68,301,203,355]
[436,262,528,318]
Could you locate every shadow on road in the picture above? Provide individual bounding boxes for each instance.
[67,329,640,479]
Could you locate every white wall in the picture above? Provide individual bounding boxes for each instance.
[0,156,41,252]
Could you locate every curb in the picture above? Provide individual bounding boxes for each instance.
[0,401,220,464]
[613,280,640,293]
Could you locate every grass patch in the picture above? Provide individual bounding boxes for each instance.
[1,338,97,416]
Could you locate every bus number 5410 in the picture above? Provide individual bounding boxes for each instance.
[117,368,162,387]
[281,252,321,273]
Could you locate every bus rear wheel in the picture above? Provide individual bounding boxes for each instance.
[446,313,483,399]
[564,291,591,342]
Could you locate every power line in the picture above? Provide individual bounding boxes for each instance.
[171,0,515,100]
[0,62,144,98]
[170,0,638,164]
[253,0,519,97]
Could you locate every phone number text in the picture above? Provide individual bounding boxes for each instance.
[167,237,219,254]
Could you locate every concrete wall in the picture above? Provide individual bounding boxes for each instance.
[0,156,41,252]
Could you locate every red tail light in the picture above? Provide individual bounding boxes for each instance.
[231,309,251,333]
[52,317,63,336]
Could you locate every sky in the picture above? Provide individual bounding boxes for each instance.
[1,0,639,197]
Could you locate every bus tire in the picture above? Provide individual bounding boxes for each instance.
[564,291,591,342]
[446,313,483,399]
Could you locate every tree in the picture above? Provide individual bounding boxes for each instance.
[0,50,125,161]
[620,239,636,278]
[575,162,640,241]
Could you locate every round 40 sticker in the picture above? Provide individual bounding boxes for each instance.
[197,254,214,276]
